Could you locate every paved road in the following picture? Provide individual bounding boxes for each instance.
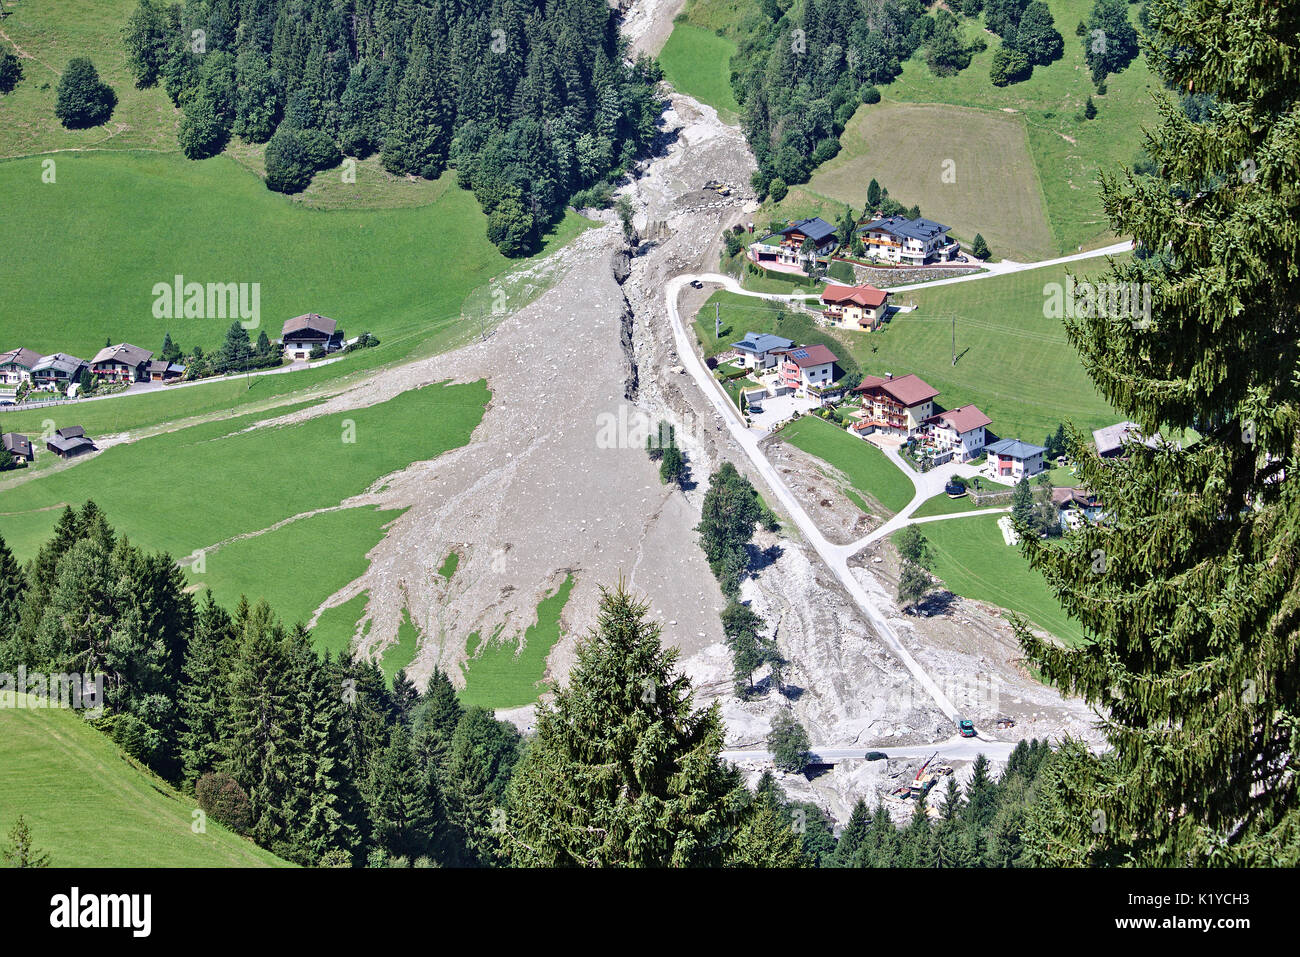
[721,735,1018,766]
[666,273,963,722]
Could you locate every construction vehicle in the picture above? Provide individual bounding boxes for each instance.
[889,753,953,802]
[702,179,733,197]
[958,718,977,738]
[996,717,1016,730]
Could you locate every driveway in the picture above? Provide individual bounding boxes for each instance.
[747,393,818,433]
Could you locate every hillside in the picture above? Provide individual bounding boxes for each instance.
[0,697,289,867]
[664,0,1158,256]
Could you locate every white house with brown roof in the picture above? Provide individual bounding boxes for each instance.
[820,284,890,331]
[923,404,991,461]
[778,344,839,400]
[281,314,343,360]
[90,343,154,383]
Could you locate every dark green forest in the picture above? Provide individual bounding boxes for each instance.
[121,0,663,255]
[0,505,1074,867]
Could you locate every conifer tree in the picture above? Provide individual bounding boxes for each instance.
[505,581,747,866]
[179,592,235,789]
[1018,0,1300,865]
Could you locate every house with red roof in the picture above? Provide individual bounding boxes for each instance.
[850,373,940,436]
[778,344,839,401]
[922,404,991,462]
[820,284,890,331]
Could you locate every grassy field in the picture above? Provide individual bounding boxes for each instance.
[692,291,858,379]
[807,101,1054,261]
[0,151,562,358]
[378,606,422,682]
[659,22,741,124]
[460,574,575,709]
[905,514,1086,646]
[190,507,402,631]
[311,591,372,660]
[0,699,288,867]
[777,415,914,515]
[1,382,488,626]
[912,491,991,518]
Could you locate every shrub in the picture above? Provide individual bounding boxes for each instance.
[55,58,117,128]
[195,772,252,834]
[860,84,881,104]
[0,51,23,95]
[768,177,788,203]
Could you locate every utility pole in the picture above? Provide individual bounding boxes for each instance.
[951,315,956,366]
[715,303,721,340]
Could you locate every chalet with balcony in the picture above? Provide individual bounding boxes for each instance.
[749,218,839,270]
[90,343,154,383]
[922,404,991,462]
[31,353,87,391]
[281,314,343,360]
[821,284,890,331]
[857,216,957,266]
[850,373,940,436]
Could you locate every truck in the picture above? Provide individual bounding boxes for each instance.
[958,719,977,738]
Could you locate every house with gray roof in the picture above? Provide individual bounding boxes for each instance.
[2,432,34,464]
[731,332,794,371]
[858,215,957,265]
[91,343,154,383]
[986,438,1047,481]
[1093,420,1161,458]
[31,353,88,391]
[281,314,343,360]
[749,218,839,270]
[0,347,46,387]
[45,426,96,459]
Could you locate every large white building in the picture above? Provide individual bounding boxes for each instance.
[858,216,958,265]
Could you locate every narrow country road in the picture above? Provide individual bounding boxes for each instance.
[722,735,1018,766]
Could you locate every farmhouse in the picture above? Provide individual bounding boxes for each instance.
[857,215,958,266]
[281,314,344,360]
[1052,487,1103,529]
[31,353,88,390]
[779,344,839,400]
[850,373,940,436]
[922,404,991,462]
[1093,420,1161,458]
[2,432,35,463]
[986,438,1047,480]
[0,347,45,386]
[45,426,96,459]
[91,343,154,383]
[821,284,890,331]
[731,332,794,371]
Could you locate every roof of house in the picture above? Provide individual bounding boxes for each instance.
[31,353,86,374]
[46,434,95,454]
[1051,487,1100,509]
[780,217,837,244]
[1092,420,1160,455]
[282,313,338,338]
[91,343,153,367]
[146,360,186,374]
[858,215,951,242]
[55,426,85,440]
[986,437,1047,459]
[732,332,793,354]
[784,344,837,368]
[925,404,991,434]
[821,284,889,308]
[0,347,46,369]
[854,372,940,407]
[2,433,33,457]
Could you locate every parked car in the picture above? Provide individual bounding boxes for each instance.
[689,279,704,289]
[958,719,977,738]
[864,751,888,761]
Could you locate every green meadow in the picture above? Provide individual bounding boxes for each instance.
[0,700,289,867]
[190,506,403,632]
[777,415,914,516]
[902,514,1086,646]
[460,575,575,709]
[311,591,373,660]
[697,260,1121,444]
[659,22,742,124]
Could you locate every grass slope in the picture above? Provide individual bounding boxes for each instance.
[907,515,1086,645]
[0,380,489,563]
[310,591,372,660]
[778,415,914,515]
[460,574,575,709]
[659,23,741,123]
[0,699,289,867]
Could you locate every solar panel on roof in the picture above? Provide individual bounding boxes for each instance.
[792,349,808,359]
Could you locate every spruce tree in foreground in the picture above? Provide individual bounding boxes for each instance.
[505,581,747,866]
[2,815,51,868]
[1017,0,1300,865]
